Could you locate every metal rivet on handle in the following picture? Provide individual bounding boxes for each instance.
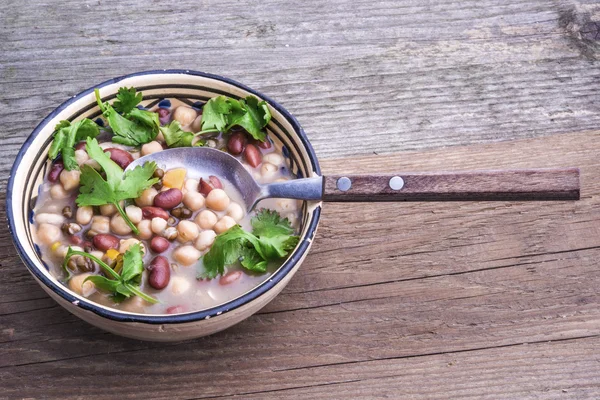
[389,176,404,190]
[337,177,352,192]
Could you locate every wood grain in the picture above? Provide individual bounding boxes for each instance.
[323,168,580,201]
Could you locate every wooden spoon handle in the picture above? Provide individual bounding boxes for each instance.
[322,168,580,202]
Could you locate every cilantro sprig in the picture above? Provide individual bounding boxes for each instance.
[196,95,272,141]
[160,121,204,148]
[63,244,157,304]
[48,119,100,170]
[199,209,299,279]
[76,137,158,234]
[95,87,159,146]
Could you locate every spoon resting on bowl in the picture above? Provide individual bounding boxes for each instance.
[126,147,580,212]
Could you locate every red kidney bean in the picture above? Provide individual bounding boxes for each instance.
[69,235,83,245]
[208,175,223,189]
[153,188,182,209]
[227,131,247,155]
[92,234,120,251]
[253,138,272,149]
[157,108,170,125]
[219,270,243,285]
[48,161,64,182]
[198,178,213,196]
[142,206,170,220]
[148,256,170,290]
[150,236,170,253]
[74,141,87,151]
[166,305,185,314]
[244,144,262,168]
[105,148,134,169]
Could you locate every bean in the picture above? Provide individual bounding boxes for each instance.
[100,203,117,216]
[74,141,87,151]
[172,245,201,266]
[226,202,245,222]
[150,236,170,253]
[141,141,163,156]
[59,169,81,191]
[191,115,203,132]
[166,305,185,314]
[206,189,230,211]
[195,210,218,230]
[61,222,82,235]
[110,214,133,235]
[263,152,283,166]
[74,149,89,166]
[182,191,205,211]
[219,270,242,285]
[209,175,223,189]
[184,178,199,193]
[76,206,93,225]
[135,187,158,207]
[157,108,170,125]
[171,206,192,219]
[214,216,237,234]
[172,106,197,126]
[119,238,145,254]
[90,216,110,234]
[252,137,272,150]
[76,255,94,272]
[105,148,134,169]
[161,226,178,241]
[70,235,83,245]
[153,168,165,179]
[68,273,96,297]
[93,234,119,251]
[154,188,183,209]
[125,205,143,224]
[137,220,153,240]
[227,131,247,155]
[142,206,169,220]
[50,184,70,199]
[177,220,199,243]
[170,276,191,294]
[48,161,64,182]
[35,213,66,225]
[147,256,171,290]
[194,229,216,251]
[62,206,72,218]
[198,178,213,196]
[244,144,262,167]
[151,217,167,235]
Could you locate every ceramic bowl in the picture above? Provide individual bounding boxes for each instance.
[6,70,322,341]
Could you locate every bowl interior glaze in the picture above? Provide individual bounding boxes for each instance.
[7,70,321,328]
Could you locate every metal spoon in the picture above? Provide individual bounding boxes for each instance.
[127,147,580,212]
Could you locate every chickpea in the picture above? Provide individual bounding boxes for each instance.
[68,273,96,297]
[36,223,62,245]
[120,296,150,313]
[131,151,140,160]
[137,219,153,240]
[110,214,132,235]
[53,244,69,259]
[176,220,199,243]
[59,169,81,191]
[183,191,205,211]
[226,202,245,222]
[276,199,298,212]
[184,178,199,193]
[141,141,163,156]
[263,152,283,166]
[172,245,201,266]
[74,149,89,166]
[205,189,230,211]
[50,183,70,199]
[195,210,218,230]
[91,216,110,234]
[151,217,167,235]
[84,159,101,170]
[195,230,216,251]
[125,205,143,224]
[100,203,117,216]
[76,206,93,225]
[260,162,278,181]
[170,276,191,295]
[172,106,197,126]
[119,238,145,254]
[35,213,66,225]
[135,187,158,207]
[213,216,237,234]
[191,115,203,132]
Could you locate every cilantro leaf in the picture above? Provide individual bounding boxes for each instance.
[63,245,157,304]
[160,121,201,148]
[198,209,299,279]
[200,96,231,132]
[48,119,100,170]
[226,96,270,142]
[95,88,158,146]
[77,138,158,234]
[113,87,143,115]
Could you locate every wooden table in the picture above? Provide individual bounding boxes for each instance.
[1,1,599,398]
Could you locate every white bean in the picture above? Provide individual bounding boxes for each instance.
[205,189,230,211]
[74,149,89,166]
[125,205,143,224]
[177,220,199,243]
[183,191,205,211]
[213,216,237,234]
[172,106,197,126]
[119,238,145,254]
[194,230,216,251]
[170,276,191,295]
[260,162,278,181]
[53,244,69,259]
[68,273,96,297]
[263,152,283,166]
[172,245,201,266]
[195,210,218,230]
[137,220,153,240]
[226,202,245,222]
[141,141,163,156]
[135,187,158,207]
[35,213,65,225]
[184,178,199,193]
[100,203,117,216]
[36,223,61,245]
[276,199,298,212]
[110,214,132,235]
[59,169,81,191]
[151,217,167,235]
[90,216,110,234]
[191,115,203,132]
[84,159,102,170]
[76,206,93,225]
[50,184,70,199]
[120,296,148,313]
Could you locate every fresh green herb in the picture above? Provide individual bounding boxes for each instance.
[63,244,157,304]
[76,137,158,234]
[198,209,299,279]
[48,119,100,170]
[160,121,205,148]
[94,87,159,146]
[197,95,271,141]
